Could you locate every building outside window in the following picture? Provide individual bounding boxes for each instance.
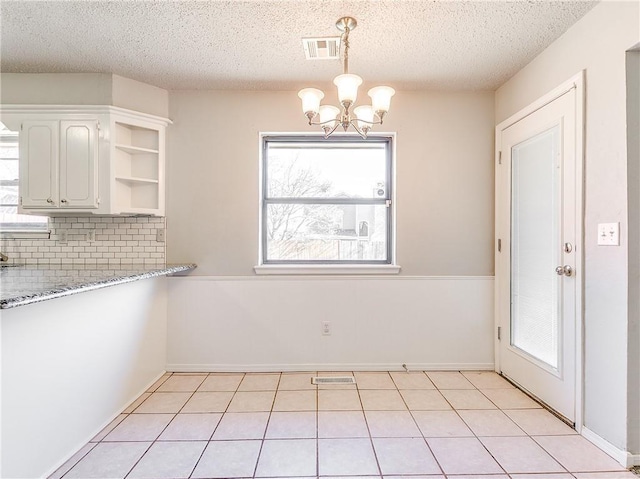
[261,135,394,264]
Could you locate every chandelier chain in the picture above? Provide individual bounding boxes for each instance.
[342,28,350,75]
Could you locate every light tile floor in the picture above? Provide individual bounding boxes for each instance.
[50,371,636,479]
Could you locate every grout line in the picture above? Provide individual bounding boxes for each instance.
[399,378,447,477]
[251,373,282,478]
[357,371,384,476]
[121,441,156,479]
[122,374,208,479]
[55,443,98,479]
[188,372,245,478]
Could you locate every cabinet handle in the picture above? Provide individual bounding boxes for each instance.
[61,199,68,204]
[46,198,54,204]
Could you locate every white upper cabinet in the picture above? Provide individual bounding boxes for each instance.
[59,120,99,209]
[5,106,170,216]
[19,120,59,208]
[20,119,99,210]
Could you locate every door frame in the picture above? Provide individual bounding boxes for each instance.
[494,71,585,431]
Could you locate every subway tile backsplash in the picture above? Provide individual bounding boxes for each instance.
[0,216,165,265]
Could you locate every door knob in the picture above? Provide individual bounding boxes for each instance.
[46,198,53,204]
[555,265,573,276]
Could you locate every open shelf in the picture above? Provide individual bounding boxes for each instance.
[115,178,159,212]
[115,144,159,155]
[119,207,162,216]
[115,176,160,185]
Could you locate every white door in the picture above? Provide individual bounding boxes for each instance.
[59,120,99,209]
[495,75,583,424]
[19,120,59,208]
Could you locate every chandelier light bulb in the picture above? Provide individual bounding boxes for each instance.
[298,88,324,120]
[354,105,374,130]
[319,105,340,126]
[333,73,363,106]
[368,86,396,117]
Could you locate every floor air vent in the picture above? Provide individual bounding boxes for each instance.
[311,376,356,385]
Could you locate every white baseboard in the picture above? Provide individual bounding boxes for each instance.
[166,363,495,373]
[581,426,636,468]
[42,370,167,479]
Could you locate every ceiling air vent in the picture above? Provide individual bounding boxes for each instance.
[302,37,341,60]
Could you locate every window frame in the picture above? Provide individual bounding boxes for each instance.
[259,133,396,268]
[0,124,50,237]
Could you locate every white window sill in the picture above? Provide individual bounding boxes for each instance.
[254,264,402,275]
[0,230,51,239]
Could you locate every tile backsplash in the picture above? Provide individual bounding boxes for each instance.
[0,216,165,265]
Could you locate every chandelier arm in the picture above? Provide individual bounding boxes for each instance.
[349,118,383,126]
[349,120,369,139]
[308,118,344,126]
[323,122,341,139]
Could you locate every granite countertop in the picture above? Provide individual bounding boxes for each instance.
[0,263,196,309]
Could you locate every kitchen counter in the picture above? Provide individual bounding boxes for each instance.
[0,263,196,309]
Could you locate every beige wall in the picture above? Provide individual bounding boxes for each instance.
[166,89,495,276]
[112,74,169,118]
[496,0,640,452]
[0,73,112,105]
[0,73,168,117]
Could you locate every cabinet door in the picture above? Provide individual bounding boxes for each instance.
[59,120,99,209]
[19,120,59,208]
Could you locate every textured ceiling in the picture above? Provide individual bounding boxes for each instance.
[1,0,597,91]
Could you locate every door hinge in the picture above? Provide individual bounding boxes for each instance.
[497,326,502,341]
[498,151,502,165]
[498,238,501,252]
[19,196,22,205]
[385,199,391,208]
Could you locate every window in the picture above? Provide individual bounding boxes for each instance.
[0,122,48,233]
[261,135,394,265]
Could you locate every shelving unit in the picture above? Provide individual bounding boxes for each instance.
[112,120,164,215]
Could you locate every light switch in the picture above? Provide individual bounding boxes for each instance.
[597,222,619,246]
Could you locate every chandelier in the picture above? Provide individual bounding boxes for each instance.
[297,17,395,139]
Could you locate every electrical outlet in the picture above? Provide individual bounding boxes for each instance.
[156,229,165,243]
[597,222,619,246]
[322,321,331,336]
[87,230,95,242]
[59,230,68,244]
